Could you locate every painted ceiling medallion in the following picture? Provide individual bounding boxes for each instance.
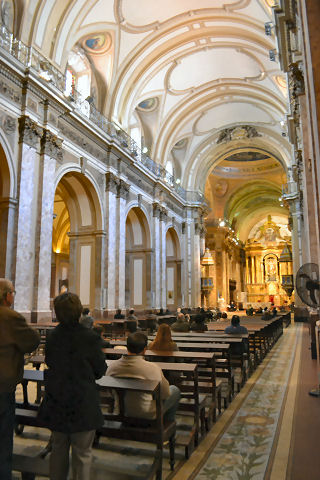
[137,97,159,111]
[83,33,112,54]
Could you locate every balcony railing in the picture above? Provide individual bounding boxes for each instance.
[0,24,209,205]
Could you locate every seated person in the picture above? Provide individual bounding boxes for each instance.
[79,307,94,329]
[157,308,165,316]
[224,315,248,335]
[224,315,248,355]
[272,307,278,317]
[246,306,254,316]
[256,307,263,314]
[221,312,228,320]
[190,315,208,332]
[171,313,190,332]
[92,325,110,348]
[126,309,138,333]
[148,324,180,385]
[141,309,157,333]
[148,324,178,351]
[114,308,125,319]
[106,332,180,423]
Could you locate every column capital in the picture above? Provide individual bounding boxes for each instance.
[18,116,42,148]
[105,172,118,194]
[153,202,161,218]
[41,129,63,162]
[117,179,130,200]
[159,206,168,222]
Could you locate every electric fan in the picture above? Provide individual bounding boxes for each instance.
[295,263,320,396]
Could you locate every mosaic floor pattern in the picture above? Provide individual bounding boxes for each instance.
[189,325,302,480]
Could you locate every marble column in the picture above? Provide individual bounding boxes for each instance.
[104,172,118,312]
[160,207,168,309]
[14,116,42,319]
[31,130,62,322]
[116,179,129,309]
[193,222,201,308]
[152,203,161,309]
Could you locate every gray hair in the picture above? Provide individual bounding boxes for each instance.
[0,278,13,305]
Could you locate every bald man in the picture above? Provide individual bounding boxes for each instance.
[0,278,40,480]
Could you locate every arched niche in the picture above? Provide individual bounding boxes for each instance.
[125,207,151,310]
[0,142,14,278]
[51,171,103,311]
[166,227,182,309]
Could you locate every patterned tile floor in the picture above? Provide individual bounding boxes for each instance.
[173,323,302,480]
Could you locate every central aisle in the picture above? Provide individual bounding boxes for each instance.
[171,323,304,480]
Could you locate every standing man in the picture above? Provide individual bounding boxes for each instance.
[0,278,40,480]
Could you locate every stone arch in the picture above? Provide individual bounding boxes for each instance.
[51,170,104,311]
[125,206,152,310]
[0,138,15,278]
[166,226,182,309]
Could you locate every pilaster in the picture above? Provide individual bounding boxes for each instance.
[116,179,129,309]
[14,116,42,318]
[104,172,118,311]
[31,130,62,322]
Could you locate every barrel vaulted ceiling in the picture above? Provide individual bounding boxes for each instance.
[15,0,292,239]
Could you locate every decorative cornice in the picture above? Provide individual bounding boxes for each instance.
[18,116,42,148]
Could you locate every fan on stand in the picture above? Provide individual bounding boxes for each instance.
[295,263,320,396]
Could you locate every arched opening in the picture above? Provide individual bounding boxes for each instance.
[51,171,103,311]
[166,227,182,310]
[204,149,292,308]
[125,207,151,310]
[0,142,13,278]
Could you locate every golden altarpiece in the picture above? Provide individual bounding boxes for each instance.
[245,216,294,306]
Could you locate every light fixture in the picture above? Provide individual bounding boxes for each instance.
[201,248,214,266]
[219,220,225,227]
[55,248,60,254]
[176,178,181,184]
[142,146,148,154]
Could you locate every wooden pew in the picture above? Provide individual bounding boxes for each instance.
[15,370,175,480]
[106,360,203,459]
[104,348,223,425]
[96,376,176,479]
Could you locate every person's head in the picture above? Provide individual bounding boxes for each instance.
[159,308,164,313]
[0,278,15,307]
[221,312,228,319]
[127,332,148,354]
[129,309,134,315]
[82,307,90,316]
[177,307,181,313]
[116,308,122,315]
[53,292,82,326]
[231,315,240,327]
[155,324,173,343]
